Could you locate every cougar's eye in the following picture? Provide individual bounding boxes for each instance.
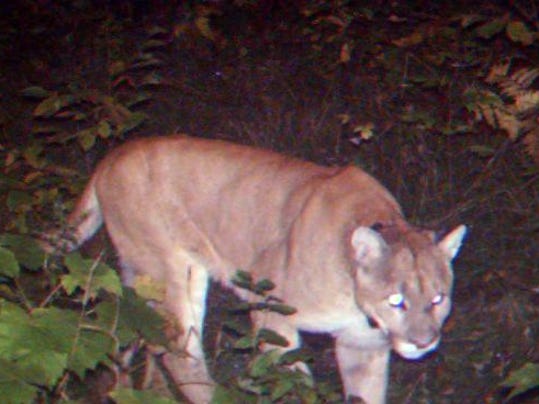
[431,294,444,306]
[388,293,405,309]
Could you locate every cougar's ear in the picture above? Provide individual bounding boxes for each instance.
[351,226,388,267]
[437,225,467,260]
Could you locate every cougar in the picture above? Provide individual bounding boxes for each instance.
[44,135,466,403]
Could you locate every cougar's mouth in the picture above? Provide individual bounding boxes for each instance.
[394,338,440,360]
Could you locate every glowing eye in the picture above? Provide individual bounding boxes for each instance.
[431,294,444,305]
[388,293,405,308]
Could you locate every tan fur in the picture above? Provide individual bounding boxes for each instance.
[51,135,466,404]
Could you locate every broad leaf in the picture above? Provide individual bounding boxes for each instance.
[249,349,280,378]
[234,335,256,350]
[254,279,275,293]
[0,246,19,277]
[501,362,539,399]
[278,349,312,367]
[0,359,40,402]
[76,127,97,151]
[506,21,535,46]
[63,252,122,299]
[6,190,33,211]
[267,303,297,316]
[0,234,46,270]
[33,94,76,117]
[20,86,50,99]
[475,16,507,39]
[116,111,147,135]
[257,328,289,347]
[271,378,295,401]
[33,306,113,378]
[115,287,168,346]
[211,385,255,404]
[109,387,177,404]
[0,303,71,387]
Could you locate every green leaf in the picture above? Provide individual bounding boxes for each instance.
[76,127,97,151]
[33,94,76,117]
[0,360,39,403]
[0,246,20,277]
[115,287,168,346]
[475,17,507,39]
[249,349,280,378]
[211,385,254,404]
[257,328,289,347]
[147,26,169,36]
[116,111,147,135]
[69,325,114,377]
[254,279,275,293]
[109,61,127,77]
[141,39,168,51]
[234,270,252,283]
[62,256,90,295]
[236,376,269,395]
[23,142,45,168]
[19,350,68,386]
[126,92,151,108]
[271,378,295,401]
[229,302,252,313]
[195,16,216,41]
[223,319,250,335]
[0,234,47,270]
[0,303,73,387]
[20,86,50,99]
[97,120,112,138]
[109,387,178,404]
[460,14,486,28]
[6,190,33,212]
[234,335,256,350]
[278,349,312,367]
[468,145,496,157]
[267,303,297,316]
[130,53,164,70]
[232,270,253,291]
[133,274,165,301]
[506,21,535,46]
[63,252,122,299]
[32,306,114,378]
[501,362,539,399]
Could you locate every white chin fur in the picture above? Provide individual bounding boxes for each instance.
[395,339,440,360]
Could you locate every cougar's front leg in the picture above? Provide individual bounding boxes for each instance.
[160,254,214,403]
[335,338,390,404]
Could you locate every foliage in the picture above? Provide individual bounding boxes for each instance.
[501,362,539,400]
[21,27,168,153]
[110,387,178,404]
[213,271,341,403]
[0,234,170,402]
[465,64,539,161]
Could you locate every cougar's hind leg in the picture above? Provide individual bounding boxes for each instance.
[159,252,215,404]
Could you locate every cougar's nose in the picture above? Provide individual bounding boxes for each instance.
[410,328,440,349]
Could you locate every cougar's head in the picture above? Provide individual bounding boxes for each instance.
[350,223,467,360]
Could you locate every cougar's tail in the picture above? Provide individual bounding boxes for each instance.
[41,176,103,253]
